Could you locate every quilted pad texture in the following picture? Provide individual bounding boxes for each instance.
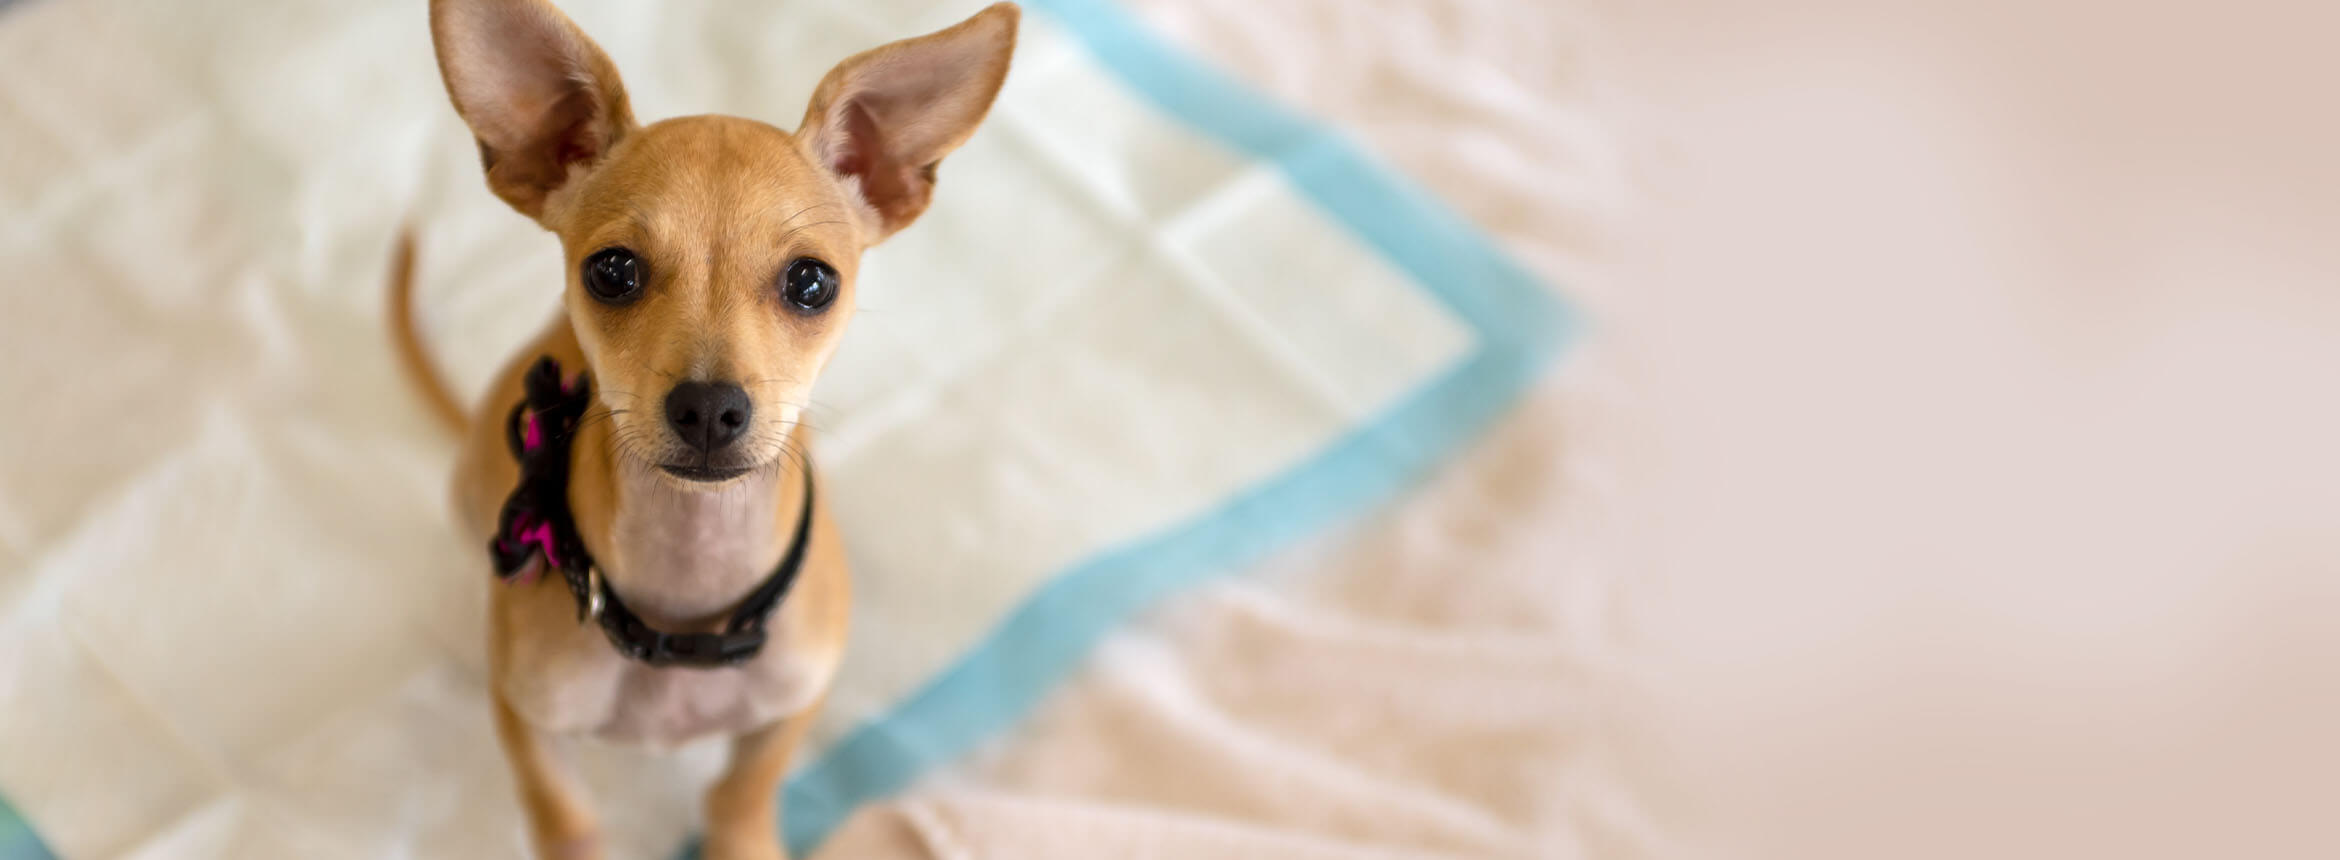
[0,0,1566,856]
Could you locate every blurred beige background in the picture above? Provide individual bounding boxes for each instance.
[828,0,2340,858]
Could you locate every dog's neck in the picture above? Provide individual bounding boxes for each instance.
[589,449,809,631]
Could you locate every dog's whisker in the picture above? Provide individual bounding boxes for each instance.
[769,201,841,234]
[777,220,848,244]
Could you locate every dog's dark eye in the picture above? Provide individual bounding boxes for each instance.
[781,257,838,312]
[582,247,644,304]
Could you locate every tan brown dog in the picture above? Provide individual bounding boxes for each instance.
[388,1,1018,857]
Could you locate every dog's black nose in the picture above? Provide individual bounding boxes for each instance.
[665,381,752,452]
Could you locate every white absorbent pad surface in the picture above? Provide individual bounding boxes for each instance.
[0,0,1564,856]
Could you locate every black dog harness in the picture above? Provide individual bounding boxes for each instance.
[488,356,813,667]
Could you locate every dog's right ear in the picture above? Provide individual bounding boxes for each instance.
[429,0,635,221]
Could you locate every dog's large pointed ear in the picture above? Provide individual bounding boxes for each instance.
[798,3,1019,242]
[429,0,636,221]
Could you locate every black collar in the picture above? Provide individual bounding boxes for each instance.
[488,356,814,668]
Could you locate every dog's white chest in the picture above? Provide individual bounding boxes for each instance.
[588,648,826,746]
[499,464,835,747]
[500,582,836,748]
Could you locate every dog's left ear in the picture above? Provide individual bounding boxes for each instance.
[798,2,1019,242]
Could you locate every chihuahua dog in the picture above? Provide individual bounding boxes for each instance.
[387,1,1017,857]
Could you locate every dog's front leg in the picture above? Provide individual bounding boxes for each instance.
[702,708,819,860]
[492,694,603,859]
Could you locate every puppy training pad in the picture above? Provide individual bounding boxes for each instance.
[0,0,1569,856]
